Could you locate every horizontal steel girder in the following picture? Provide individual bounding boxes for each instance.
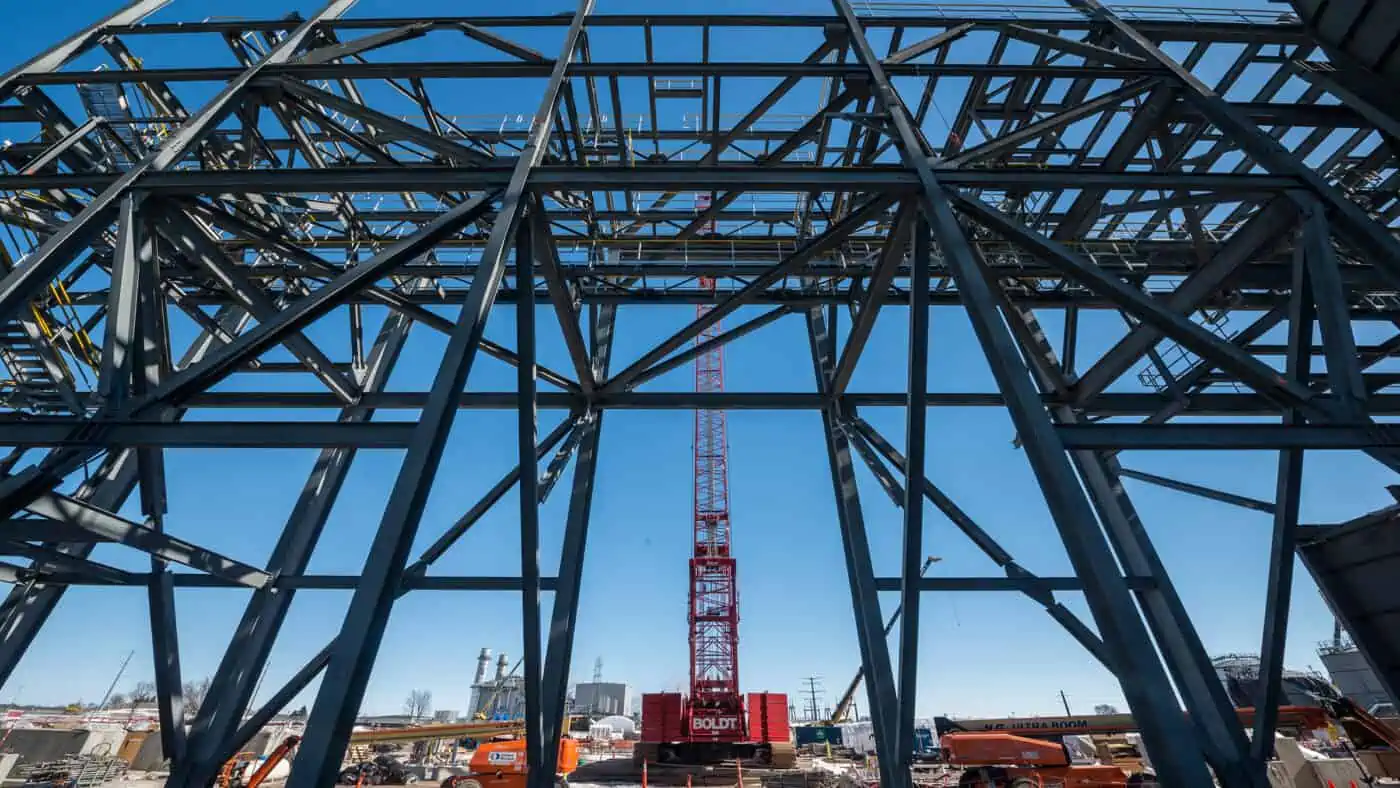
[0,167,1304,194]
[9,392,1400,415]
[0,571,1153,593]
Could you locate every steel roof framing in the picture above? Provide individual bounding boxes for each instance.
[0,1,1395,785]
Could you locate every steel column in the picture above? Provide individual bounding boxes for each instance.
[896,216,929,770]
[287,2,593,781]
[1250,239,1310,764]
[169,307,421,788]
[98,194,147,406]
[539,306,613,784]
[0,307,246,686]
[516,219,546,782]
[806,306,902,788]
[826,1,1213,781]
[990,285,1260,788]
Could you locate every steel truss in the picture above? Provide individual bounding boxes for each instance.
[0,0,1396,785]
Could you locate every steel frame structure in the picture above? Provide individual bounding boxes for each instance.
[0,1,1396,786]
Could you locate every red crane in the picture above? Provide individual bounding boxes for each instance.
[636,275,793,767]
[689,278,743,737]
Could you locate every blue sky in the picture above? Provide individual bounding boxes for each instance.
[4,0,1397,724]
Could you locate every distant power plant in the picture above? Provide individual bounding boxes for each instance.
[468,648,526,720]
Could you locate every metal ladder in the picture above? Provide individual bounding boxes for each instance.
[0,317,76,413]
[1137,310,1241,393]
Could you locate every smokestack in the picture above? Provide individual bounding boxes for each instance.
[474,648,492,687]
[496,653,509,681]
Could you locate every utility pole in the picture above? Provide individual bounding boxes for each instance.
[802,677,823,722]
[1059,690,1072,716]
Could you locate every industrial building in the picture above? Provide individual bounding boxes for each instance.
[1319,641,1393,712]
[1212,654,1337,709]
[0,0,1398,787]
[572,682,633,718]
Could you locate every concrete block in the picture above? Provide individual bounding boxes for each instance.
[1356,750,1400,778]
[1267,760,1297,788]
[1310,758,1368,786]
[0,728,93,766]
[79,728,127,757]
[1275,736,1325,788]
[0,753,20,782]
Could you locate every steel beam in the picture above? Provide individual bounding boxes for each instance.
[604,195,894,392]
[0,0,170,102]
[287,3,594,782]
[538,304,612,783]
[954,193,1400,475]
[169,303,422,788]
[832,205,914,396]
[1250,239,1310,765]
[204,414,578,771]
[0,0,354,328]
[896,215,929,770]
[530,203,595,394]
[847,416,1114,670]
[151,206,359,404]
[0,167,1302,194]
[278,78,491,164]
[941,79,1156,167]
[806,307,902,788]
[1298,199,1367,416]
[1070,199,1296,404]
[993,289,1259,787]
[98,194,147,406]
[622,307,793,393]
[1117,468,1275,514]
[1057,424,1400,450]
[0,308,247,685]
[1066,0,1400,291]
[22,493,269,588]
[516,219,546,784]
[0,421,415,448]
[826,2,1213,781]
[142,191,496,410]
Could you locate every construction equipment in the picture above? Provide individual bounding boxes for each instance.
[336,754,418,786]
[936,696,1399,750]
[825,555,939,726]
[348,721,526,745]
[940,697,1400,787]
[1314,692,1400,751]
[440,738,579,788]
[943,732,1144,787]
[220,735,301,788]
[636,277,794,768]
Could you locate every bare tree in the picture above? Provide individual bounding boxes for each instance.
[404,689,433,721]
[1093,704,1120,716]
[129,682,157,705]
[183,677,212,717]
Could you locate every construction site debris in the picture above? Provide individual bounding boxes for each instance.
[16,754,128,787]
